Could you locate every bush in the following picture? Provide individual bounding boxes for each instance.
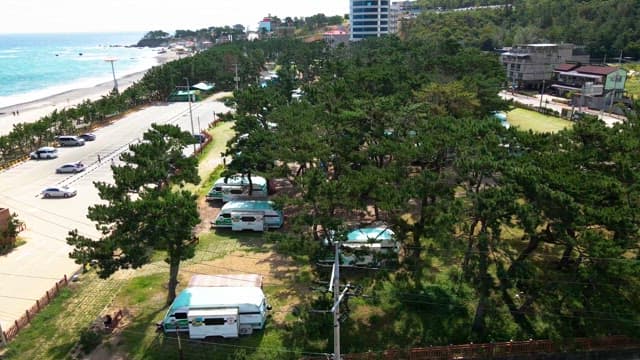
[78,329,102,354]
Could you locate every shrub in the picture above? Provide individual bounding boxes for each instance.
[78,329,102,354]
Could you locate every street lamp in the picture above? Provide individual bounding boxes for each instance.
[184,77,196,154]
[104,58,118,93]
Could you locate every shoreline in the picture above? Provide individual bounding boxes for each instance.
[0,51,180,136]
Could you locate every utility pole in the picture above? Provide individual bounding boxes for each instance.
[184,77,196,154]
[332,242,341,360]
[234,63,240,91]
[104,58,119,93]
[325,240,354,360]
[609,50,624,113]
[539,79,545,110]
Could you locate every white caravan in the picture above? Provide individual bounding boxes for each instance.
[212,200,283,230]
[206,174,268,202]
[162,286,270,338]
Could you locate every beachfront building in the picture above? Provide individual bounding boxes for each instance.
[552,64,627,111]
[350,0,390,41]
[258,17,272,33]
[500,43,590,90]
[389,1,422,34]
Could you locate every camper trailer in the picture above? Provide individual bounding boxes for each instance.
[342,226,398,266]
[323,226,399,266]
[162,286,270,338]
[206,175,268,202]
[212,200,283,230]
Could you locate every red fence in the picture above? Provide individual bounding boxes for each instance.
[2,274,70,343]
[305,336,640,360]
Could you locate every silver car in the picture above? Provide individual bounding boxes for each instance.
[30,146,58,160]
[41,186,77,198]
[56,162,86,174]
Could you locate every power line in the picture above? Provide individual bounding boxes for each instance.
[0,272,61,281]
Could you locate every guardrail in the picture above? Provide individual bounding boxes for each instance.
[303,336,640,360]
[1,272,75,345]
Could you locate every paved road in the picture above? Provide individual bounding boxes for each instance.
[0,96,232,331]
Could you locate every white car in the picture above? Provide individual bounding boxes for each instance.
[30,146,58,160]
[56,162,86,174]
[41,186,77,198]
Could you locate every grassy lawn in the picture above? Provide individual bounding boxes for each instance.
[1,274,130,359]
[622,63,640,99]
[507,108,573,133]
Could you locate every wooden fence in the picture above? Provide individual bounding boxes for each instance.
[305,335,640,360]
[2,274,70,344]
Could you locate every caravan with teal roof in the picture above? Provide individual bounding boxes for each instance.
[161,286,270,338]
[212,200,283,231]
[206,174,268,202]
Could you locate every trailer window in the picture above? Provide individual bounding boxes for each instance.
[221,213,231,218]
[204,318,226,326]
[174,312,187,319]
[241,216,257,222]
[230,189,244,194]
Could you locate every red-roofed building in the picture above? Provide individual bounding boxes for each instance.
[323,29,349,47]
[552,64,627,111]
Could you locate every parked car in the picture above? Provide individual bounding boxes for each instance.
[193,133,206,144]
[56,162,85,174]
[30,146,58,160]
[57,135,85,147]
[79,133,96,141]
[41,186,77,198]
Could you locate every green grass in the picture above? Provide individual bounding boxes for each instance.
[623,63,640,99]
[2,273,128,359]
[507,108,573,133]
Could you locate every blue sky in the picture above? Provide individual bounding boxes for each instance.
[1,0,349,34]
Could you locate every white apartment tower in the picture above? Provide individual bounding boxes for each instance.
[350,0,390,41]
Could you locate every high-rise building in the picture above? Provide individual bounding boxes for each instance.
[350,0,390,41]
[389,1,421,34]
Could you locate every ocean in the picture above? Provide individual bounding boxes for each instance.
[0,32,160,108]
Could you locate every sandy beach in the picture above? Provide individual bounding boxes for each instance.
[0,51,180,136]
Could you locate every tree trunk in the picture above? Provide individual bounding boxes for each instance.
[496,262,536,336]
[559,244,574,269]
[471,229,489,340]
[463,217,481,273]
[166,257,181,306]
[507,234,540,277]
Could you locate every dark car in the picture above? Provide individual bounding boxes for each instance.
[79,133,96,141]
[193,133,207,144]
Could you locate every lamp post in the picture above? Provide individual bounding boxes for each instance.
[184,78,196,154]
[104,58,118,93]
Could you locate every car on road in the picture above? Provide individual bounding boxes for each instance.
[56,162,86,174]
[30,146,58,160]
[57,135,85,147]
[41,186,77,198]
[79,133,96,141]
[193,133,207,144]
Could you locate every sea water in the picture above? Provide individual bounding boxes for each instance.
[0,32,160,108]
